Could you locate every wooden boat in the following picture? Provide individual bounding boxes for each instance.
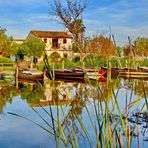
[46,69,85,80]
[0,71,15,80]
[86,75,106,81]
[86,69,106,76]
[18,70,43,81]
[138,67,148,72]
[101,67,124,77]
[101,67,148,79]
[85,69,107,81]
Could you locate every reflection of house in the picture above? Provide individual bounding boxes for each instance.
[43,81,73,101]
[30,81,76,107]
[27,30,73,59]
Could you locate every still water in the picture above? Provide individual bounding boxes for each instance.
[0,78,147,148]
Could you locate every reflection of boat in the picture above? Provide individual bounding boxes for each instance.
[18,70,43,81]
[31,99,71,107]
[55,77,85,83]
[46,69,85,80]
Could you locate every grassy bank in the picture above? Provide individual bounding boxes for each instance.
[39,56,148,70]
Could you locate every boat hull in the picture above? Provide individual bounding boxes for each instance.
[18,70,43,81]
[46,69,85,80]
[101,67,148,79]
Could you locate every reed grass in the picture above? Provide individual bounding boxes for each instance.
[8,49,148,148]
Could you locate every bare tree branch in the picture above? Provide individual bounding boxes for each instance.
[49,0,88,43]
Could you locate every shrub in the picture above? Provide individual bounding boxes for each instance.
[0,57,13,63]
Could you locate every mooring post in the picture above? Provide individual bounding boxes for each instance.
[16,62,19,90]
[108,59,111,81]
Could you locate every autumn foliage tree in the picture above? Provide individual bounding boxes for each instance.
[89,35,116,57]
[134,37,148,57]
[123,44,134,57]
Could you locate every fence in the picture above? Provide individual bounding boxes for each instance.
[0,63,16,71]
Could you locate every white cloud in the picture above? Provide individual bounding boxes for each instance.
[1,0,147,47]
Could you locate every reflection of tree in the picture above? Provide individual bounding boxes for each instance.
[90,79,121,102]
[20,83,45,104]
[108,111,148,142]
[121,78,148,100]
[134,80,148,98]
[0,81,17,113]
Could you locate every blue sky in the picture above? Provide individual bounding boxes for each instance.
[0,0,147,46]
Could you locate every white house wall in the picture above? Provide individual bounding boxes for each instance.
[41,37,73,58]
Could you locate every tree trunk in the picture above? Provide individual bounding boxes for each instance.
[30,56,33,69]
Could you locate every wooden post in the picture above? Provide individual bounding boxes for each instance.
[52,63,55,81]
[30,56,33,69]
[108,59,111,81]
[16,63,19,78]
[62,60,64,70]
[16,63,19,90]
[107,58,111,89]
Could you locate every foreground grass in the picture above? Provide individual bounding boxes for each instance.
[8,56,148,148]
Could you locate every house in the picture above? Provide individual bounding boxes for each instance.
[14,39,25,44]
[27,30,73,59]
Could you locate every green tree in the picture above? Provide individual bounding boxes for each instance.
[50,52,61,63]
[21,37,45,57]
[69,19,86,44]
[20,37,45,67]
[0,27,18,56]
[0,27,7,55]
[135,37,148,57]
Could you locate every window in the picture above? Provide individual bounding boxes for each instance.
[52,38,58,48]
[63,38,67,44]
[44,38,47,43]
[63,53,67,58]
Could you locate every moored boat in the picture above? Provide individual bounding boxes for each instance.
[18,70,43,81]
[101,66,148,79]
[86,75,106,81]
[0,71,15,80]
[85,69,107,81]
[46,69,85,80]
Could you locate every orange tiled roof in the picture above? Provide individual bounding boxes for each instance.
[30,30,72,38]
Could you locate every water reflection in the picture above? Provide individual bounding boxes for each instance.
[0,80,17,113]
[0,78,147,147]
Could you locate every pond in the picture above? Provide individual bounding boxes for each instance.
[0,78,147,148]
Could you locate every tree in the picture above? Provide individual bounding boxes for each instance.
[123,44,134,57]
[69,19,86,43]
[21,37,45,57]
[0,27,7,55]
[50,52,61,63]
[20,37,45,67]
[89,35,116,57]
[0,27,18,56]
[49,0,87,43]
[134,37,148,57]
